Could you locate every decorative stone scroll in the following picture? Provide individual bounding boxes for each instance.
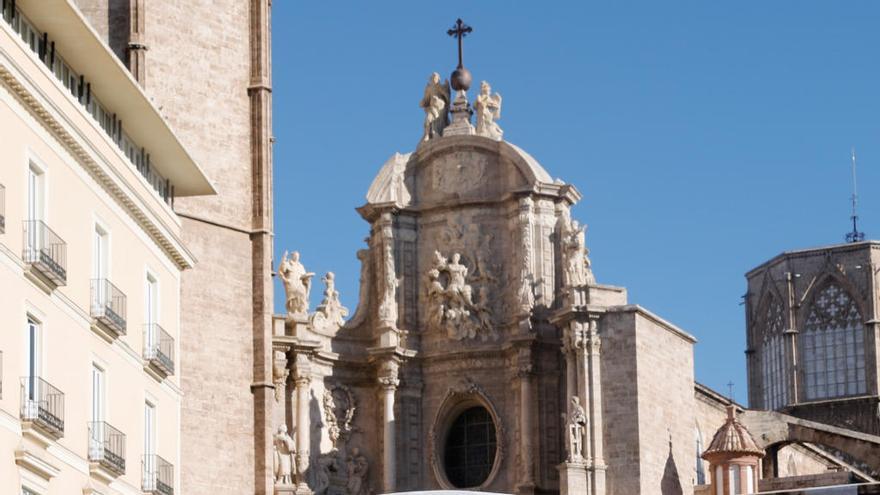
[426,251,497,341]
[322,384,357,449]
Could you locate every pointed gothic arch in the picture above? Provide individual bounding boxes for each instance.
[797,278,867,401]
[756,292,788,409]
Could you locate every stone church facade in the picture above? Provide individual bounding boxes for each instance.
[272,73,700,495]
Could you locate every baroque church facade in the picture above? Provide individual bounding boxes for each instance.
[272,61,701,495]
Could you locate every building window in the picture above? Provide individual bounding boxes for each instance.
[443,406,497,489]
[801,283,866,400]
[760,297,787,409]
[25,316,41,386]
[695,427,706,485]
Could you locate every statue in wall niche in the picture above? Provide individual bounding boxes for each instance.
[377,243,400,328]
[311,272,350,332]
[279,251,315,316]
[274,425,296,485]
[426,251,496,341]
[474,80,503,140]
[567,396,587,462]
[346,448,369,495]
[420,72,451,142]
[314,452,337,495]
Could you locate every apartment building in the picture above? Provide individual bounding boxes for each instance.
[0,1,214,494]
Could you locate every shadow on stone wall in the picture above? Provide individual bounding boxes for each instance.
[661,440,683,495]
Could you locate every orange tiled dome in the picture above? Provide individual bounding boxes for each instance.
[702,406,764,459]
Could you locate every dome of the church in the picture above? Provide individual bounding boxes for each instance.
[702,406,764,460]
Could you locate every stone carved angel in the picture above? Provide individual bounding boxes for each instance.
[279,251,314,316]
[420,72,451,142]
[474,81,503,140]
[273,425,295,485]
[568,396,587,461]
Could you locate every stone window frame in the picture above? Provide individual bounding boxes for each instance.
[429,384,504,491]
[797,280,868,402]
[756,293,788,410]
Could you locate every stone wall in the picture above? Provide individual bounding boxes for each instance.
[70,1,272,493]
[601,307,697,495]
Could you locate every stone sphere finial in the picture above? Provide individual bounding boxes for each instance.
[450,66,472,92]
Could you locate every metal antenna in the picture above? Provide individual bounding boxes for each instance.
[846,148,865,243]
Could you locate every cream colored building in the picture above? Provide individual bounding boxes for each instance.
[0,1,213,494]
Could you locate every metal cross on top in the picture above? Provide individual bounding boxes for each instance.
[447,18,473,69]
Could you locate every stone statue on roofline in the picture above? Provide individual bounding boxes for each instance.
[474,80,503,140]
[420,72,450,142]
[279,250,314,318]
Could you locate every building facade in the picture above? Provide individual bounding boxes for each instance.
[0,0,214,493]
[71,0,276,493]
[745,242,880,436]
[271,71,700,495]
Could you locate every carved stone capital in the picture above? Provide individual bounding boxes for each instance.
[294,375,311,387]
[516,363,534,378]
[378,376,400,390]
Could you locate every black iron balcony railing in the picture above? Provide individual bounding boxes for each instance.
[142,454,173,495]
[89,421,126,475]
[0,183,5,233]
[91,279,127,335]
[144,324,174,376]
[20,376,64,437]
[22,220,67,285]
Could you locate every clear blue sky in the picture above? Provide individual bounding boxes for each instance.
[271,1,880,405]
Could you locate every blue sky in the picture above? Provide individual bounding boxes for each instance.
[271,1,880,405]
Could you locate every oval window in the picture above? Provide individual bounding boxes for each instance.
[443,406,497,488]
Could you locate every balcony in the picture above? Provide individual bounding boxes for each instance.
[144,324,174,377]
[22,220,67,286]
[91,279,127,337]
[88,421,126,477]
[20,377,64,439]
[142,454,173,495]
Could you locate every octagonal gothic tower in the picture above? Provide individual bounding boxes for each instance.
[273,68,700,495]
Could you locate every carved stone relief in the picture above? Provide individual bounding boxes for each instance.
[322,384,358,449]
[432,152,488,194]
[272,350,289,403]
[426,251,497,341]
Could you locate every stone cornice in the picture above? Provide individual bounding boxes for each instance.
[0,49,196,270]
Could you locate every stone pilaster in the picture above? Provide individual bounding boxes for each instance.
[515,348,536,495]
[584,317,606,495]
[127,0,146,85]
[377,360,400,493]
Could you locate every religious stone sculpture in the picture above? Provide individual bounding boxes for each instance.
[567,396,587,462]
[377,243,399,328]
[272,350,289,403]
[279,251,315,317]
[559,211,595,288]
[420,72,450,142]
[314,452,337,495]
[323,384,357,448]
[346,448,369,495]
[474,81,503,140]
[426,251,496,341]
[311,272,350,333]
[274,425,296,485]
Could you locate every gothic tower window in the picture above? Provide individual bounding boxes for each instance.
[760,296,787,409]
[801,283,866,400]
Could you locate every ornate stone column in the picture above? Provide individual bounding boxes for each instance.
[378,360,400,493]
[516,348,536,494]
[584,317,606,495]
[293,369,312,495]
